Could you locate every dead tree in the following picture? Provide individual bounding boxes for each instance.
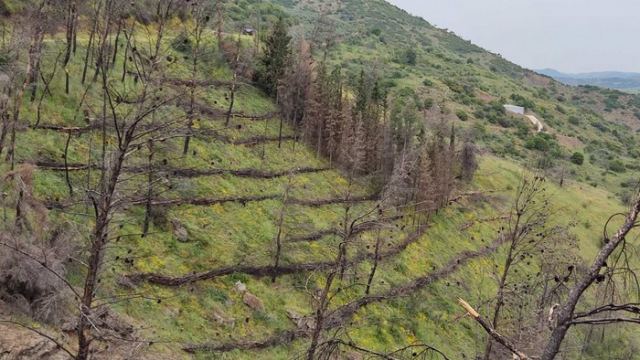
[182,1,211,155]
[5,1,48,169]
[214,0,225,49]
[306,241,346,360]
[225,37,241,127]
[153,0,175,61]
[483,175,558,360]
[63,0,78,94]
[82,0,101,84]
[142,139,155,236]
[272,174,293,283]
[464,190,640,360]
[75,42,179,360]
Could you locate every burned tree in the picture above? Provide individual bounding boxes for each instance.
[181,0,212,155]
[463,188,640,360]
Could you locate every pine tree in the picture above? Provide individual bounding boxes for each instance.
[255,17,291,97]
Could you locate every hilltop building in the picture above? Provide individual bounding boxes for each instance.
[504,104,525,115]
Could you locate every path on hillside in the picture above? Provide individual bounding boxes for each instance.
[525,114,544,132]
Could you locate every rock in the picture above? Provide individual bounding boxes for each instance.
[242,292,264,311]
[171,219,189,243]
[211,309,235,327]
[233,281,247,293]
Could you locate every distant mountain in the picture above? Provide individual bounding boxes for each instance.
[538,68,640,91]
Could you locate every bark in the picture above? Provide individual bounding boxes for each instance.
[272,177,292,282]
[82,2,100,84]
[63,0,77,94]
[540,199,640,360]
[142,140,154,236]
[459,299,530,360]
[365,230,382,295]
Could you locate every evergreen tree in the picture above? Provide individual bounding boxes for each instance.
[255,17,291,97]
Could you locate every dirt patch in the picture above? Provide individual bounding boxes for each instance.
[476,90,496,103]
[556,134,584,150]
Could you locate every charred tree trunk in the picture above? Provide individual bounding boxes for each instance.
[272,177,292,283]
[82,3,101,84]
[63,0,77,94]
[142,140,155,237]
[365,230,382,295]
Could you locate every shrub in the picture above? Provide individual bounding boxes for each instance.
[402,48,417,65]
[510,93,536,110]
[456,110,469,121]
[609,160,626,173]
[568,116,580,125]
[423,98,434,109]
[525,133,559,154]
[570,152,584,165]
[171,31,192,53]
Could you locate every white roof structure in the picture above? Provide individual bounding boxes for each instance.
[504,104,525,115]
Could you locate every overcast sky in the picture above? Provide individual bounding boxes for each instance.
[387,0,640,73]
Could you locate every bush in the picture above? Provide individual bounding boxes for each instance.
[423,98,434,109]
[510,93,536,110]
[609,160,626,173]
[402,48,417,65]
[568,116,580,125]
[525,133,559,154]
[570,152,585,165]
[456,110,469,121]
[171,32,192,53]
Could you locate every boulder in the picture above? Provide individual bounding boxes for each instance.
[171,220,189,243]
[233,281,247,293]
[212,309,235,327]
[242,292,264,311]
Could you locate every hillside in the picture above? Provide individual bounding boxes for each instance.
[538,69,640,92]
[0,1,639,360]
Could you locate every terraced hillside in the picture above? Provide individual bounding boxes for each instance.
[0,1,639,360]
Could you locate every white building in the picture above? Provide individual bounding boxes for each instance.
[504,104,525,115]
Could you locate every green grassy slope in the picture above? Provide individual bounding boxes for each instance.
[1,1,639,359]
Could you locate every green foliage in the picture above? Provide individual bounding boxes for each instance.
[525,133,560,155]
[400,48,417,65]
[568,115,581,125]
[171,32,192,53]
[254,17,291,97]
[456,109,469,121]
[609,159,626,173]
[510,93,536,110]
[475,101,506,124]
[570,152,585,165]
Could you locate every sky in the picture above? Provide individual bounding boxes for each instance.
[387,0,640,74]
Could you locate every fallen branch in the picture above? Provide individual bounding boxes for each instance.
[45,193,377,210]
[458,299,530,359]
[32,161,330,179]
[182,235,506,353]
[127,226,427,286]
[183,100,278,121]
